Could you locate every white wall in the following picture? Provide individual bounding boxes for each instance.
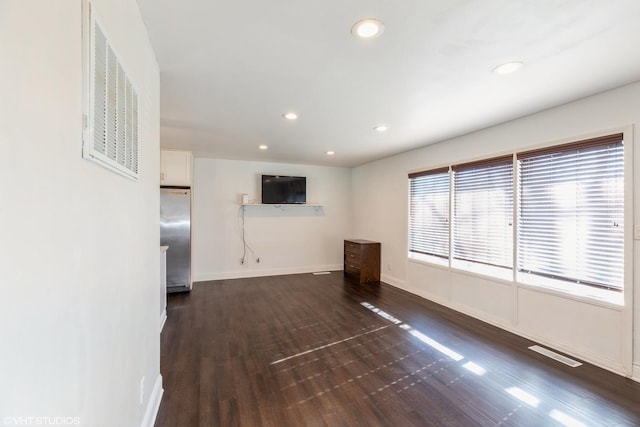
[352,81,640,380]
[193,158,352,280]
[0,1,161,426]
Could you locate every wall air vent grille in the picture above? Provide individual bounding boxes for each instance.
[83,3,139,180]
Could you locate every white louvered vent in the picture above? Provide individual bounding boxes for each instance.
[528,345,582,368]
[83,3,139,180]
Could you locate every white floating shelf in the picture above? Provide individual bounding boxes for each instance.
[241,203,323,207]
[241,203,324,212]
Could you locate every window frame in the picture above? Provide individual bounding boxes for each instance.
[516,133,624,292]
[408,167,451,265]
[451,155,514,272]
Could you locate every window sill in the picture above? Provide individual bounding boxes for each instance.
[408,252,448,267]
[450,259,513,282]
[406,256,624,309]
[517,272,623,308]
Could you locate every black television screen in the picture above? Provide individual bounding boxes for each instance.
[261,175,306,204]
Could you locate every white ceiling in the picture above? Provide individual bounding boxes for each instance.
[136,0,640,167]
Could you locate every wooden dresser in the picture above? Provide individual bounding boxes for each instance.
[344,239,381,283]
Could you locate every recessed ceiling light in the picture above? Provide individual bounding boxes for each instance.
[326,150,335,155]
[351,18,384,39]
[282,112,298,120]
[258,144,268,150]
[492,61,523,75]
[374,125,388,132]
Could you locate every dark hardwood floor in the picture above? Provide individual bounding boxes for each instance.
[155,273,640,426]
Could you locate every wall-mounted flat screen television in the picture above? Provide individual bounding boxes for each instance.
[261,175,306,204]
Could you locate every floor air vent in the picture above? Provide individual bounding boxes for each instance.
[312,271,331,275]
[529,345,582,367]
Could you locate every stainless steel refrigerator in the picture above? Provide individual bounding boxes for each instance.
[160,187,191,293]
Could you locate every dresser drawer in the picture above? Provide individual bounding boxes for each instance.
[344,241,361,253]
[344,263,361,277]
[344,246,361,258]
[344,250,361,267]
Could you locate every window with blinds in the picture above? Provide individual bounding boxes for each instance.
[407,132,625,297]
[83,5,139,180]
[517,134,624,291]
[452,156,513,269]
[408,168,450,261]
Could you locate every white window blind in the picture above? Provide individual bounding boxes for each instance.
[408,168,450,259]
[84,6,139,179]
[452,156,513,269]
[517,134,624,291]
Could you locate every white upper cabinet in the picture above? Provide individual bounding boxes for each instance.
[160,149,192,187]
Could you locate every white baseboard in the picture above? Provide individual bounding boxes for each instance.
[159,310,167,332]
[380,273,404,289]
[141,374,163,427]
[633,363,640,383]
[194,264,343,282]
[512,326,628,377]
